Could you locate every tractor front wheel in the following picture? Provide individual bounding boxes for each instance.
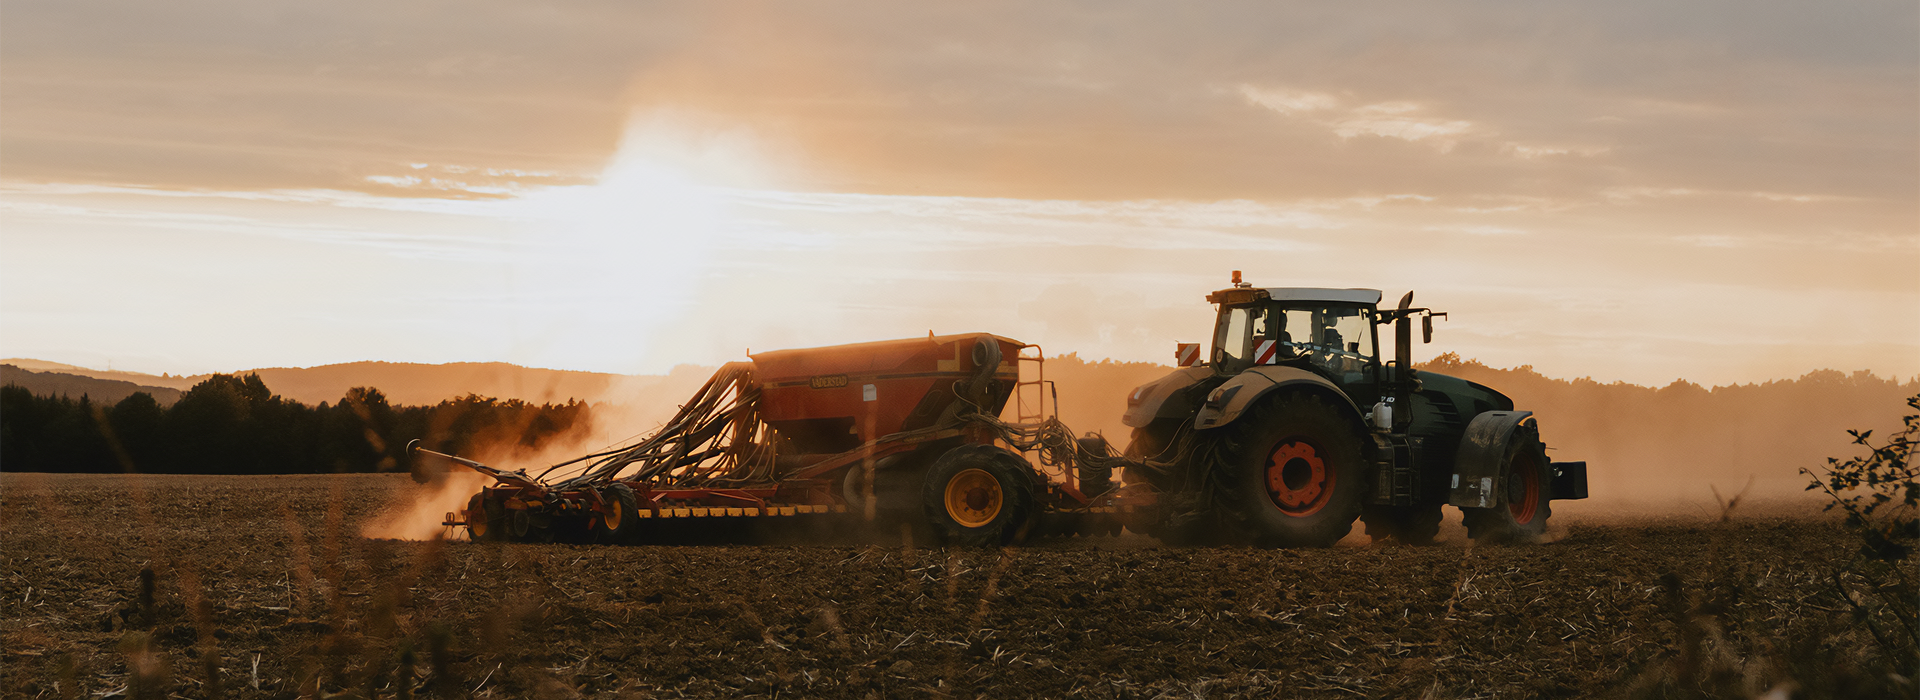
[1218,393,1366,548]
[1462,426,1552,544]
[921,444,1037,546]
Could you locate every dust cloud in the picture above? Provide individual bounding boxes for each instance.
[363,348,1913,540]
[359,365,720,541]
[360,469,492,541]
[1417,355,1915,516]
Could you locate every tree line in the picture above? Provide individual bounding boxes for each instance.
[0,373,590,477]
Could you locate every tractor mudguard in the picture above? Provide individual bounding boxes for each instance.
[1449,410,1534,508]
[1121,366,1213,428]
[1191,366,1364,431]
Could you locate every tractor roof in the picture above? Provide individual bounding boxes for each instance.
[1207,287,1383,306]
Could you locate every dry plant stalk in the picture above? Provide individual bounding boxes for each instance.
[1709,475,1754,522]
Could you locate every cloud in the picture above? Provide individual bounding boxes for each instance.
[1,1,1911,207]
[1237,86,1339,114]
[1239,85,1626,160]
[1239,86,1481,151]
[1328,103,1477,150]
[1600,186,1867,205]
[1501,143,1611,159]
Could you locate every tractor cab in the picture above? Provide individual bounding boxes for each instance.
[1205,284,1384,398]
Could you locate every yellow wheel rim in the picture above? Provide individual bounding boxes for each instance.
[944,468,1003,528]
[602,505,622,532]
[468,508,488,539]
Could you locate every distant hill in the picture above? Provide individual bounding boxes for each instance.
[233,361,628,406]
[1,358,198,391]
[0,365,183,405]
[0,358,717,409]
[2,359,91,372]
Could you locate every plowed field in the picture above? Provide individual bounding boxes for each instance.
[0,473,1894,698]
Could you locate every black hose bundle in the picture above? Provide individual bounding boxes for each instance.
[539,362,776,490]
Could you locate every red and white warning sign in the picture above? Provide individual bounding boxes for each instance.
[1175,343,1202,367]
[1254,339,1279,365]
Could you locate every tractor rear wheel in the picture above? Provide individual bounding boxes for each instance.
[1463,426,1552,544]
[1217,393,1366,548]
[591,483,642,543]
[922,444,1037,546]
[1361,504,1444,545]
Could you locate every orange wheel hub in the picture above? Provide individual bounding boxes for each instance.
[1508,458,1541,524]
[1265,439,1334,516]
[944,468,1003,528]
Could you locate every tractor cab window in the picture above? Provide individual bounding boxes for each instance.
[1273,304,1375,379]
[1212,305,1269,372]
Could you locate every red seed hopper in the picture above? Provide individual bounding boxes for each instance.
[752,333,1022,448]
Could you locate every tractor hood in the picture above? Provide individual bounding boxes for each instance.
[1414,369,1515,414]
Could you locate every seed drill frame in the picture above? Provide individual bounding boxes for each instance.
[424,333,1133,543]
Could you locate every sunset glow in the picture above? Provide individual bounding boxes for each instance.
[3,2,1914,387]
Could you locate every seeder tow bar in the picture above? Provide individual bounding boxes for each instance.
[416,333,1141,545]
[406,441,536,487]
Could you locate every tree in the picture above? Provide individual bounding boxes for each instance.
[108,391,166,471]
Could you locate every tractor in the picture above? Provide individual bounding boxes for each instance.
[1115,272,1587,546]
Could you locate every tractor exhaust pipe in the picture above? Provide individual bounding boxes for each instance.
[1393,292,1415,431]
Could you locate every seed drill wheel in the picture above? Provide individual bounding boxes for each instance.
[591,483,642,544]
[465,492,505,542]
[921,444,1036,546]
[1218,393,1366,548]
[508,508,533,540]
[1463,425,1553,544]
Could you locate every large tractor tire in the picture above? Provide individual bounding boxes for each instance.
[1217,393,1367,548]
[1462,425,1552,544]
[465,492,505,543]
[1360,504,1444,546]
[591,483,642,544]
[921,444,1037,546]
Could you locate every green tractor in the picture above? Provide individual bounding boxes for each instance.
[1117,273,1587,546]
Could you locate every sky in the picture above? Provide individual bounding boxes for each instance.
[2,1,1916,387]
